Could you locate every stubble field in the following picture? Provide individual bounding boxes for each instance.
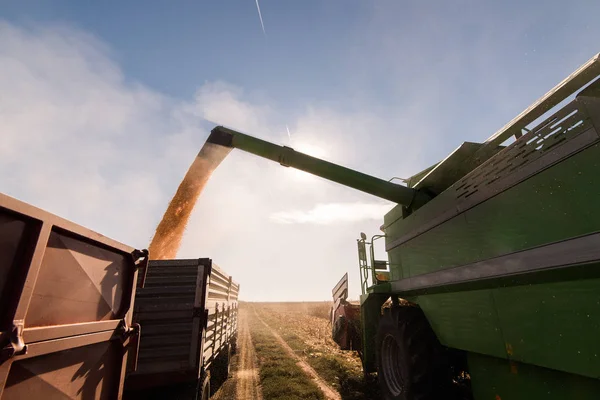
[213,302,380,400]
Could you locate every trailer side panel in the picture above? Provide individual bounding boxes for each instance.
[0,193,142,400]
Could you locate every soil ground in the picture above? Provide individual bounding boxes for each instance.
[213,302,380,400]
[213,310,263,400]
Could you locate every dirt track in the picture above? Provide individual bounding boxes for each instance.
[213,309,263,400]
[252,308,342,400]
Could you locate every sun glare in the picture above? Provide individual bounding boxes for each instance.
[288,140,330,180]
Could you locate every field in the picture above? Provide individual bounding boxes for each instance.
[213,302,380,400]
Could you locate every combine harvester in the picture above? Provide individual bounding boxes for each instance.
[200,52,600,400]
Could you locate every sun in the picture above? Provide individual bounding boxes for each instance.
[292,141,329,159]
[287,140,330,181]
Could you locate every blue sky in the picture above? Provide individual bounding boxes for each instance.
[2,1,600,301]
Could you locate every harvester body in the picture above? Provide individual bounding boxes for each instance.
[205,52,600,400]
[376,78,600,398]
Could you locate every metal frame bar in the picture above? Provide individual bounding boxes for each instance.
[23,320,121,343]
[357,238,370,294]
[2,219,48,325]
[387,123,600,252]
[483,53,600,149]
[192,258,211,378]
[0,193,135,254]
[390,232,600,293]
[15,330,115,361]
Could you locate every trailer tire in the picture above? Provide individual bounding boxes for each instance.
[376,306,448,400]
[174,371,210,400]
[211,343,231,385]
[198,371,211,400]
[231,334,238,355]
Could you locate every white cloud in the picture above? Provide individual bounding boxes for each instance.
[0,20,396,301]
[270,202,394,225]
[186,81,274,135]
[0,21,204,247]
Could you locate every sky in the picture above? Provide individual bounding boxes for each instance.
[2,0,600,301]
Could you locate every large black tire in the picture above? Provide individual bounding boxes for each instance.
[211,344,231,389]
[376,305,449,400]
[230,334,238,355]
[166,370,210,400]
[197,371,211,400]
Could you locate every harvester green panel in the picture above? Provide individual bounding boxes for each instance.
[380,92,600,395]
[390,146,600,373]
[493,277,600,379]
[468,353,600,400]
[408,290,506,359]
[392,140,600,277]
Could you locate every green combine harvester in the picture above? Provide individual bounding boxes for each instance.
[205,52,600,400]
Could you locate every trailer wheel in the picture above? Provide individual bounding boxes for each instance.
[211,343,231,385]
[376,306,448,400]
[197,371,211,400]
[231,334,238,355]
[174,370,210,400]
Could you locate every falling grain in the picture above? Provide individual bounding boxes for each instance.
[148,142,232,260]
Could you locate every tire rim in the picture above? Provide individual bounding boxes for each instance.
[381,333,407,396]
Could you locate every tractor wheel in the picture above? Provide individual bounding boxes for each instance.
[376,305,449,400]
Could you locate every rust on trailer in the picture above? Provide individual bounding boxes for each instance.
[0,193,146,399]
[125,258,239,393]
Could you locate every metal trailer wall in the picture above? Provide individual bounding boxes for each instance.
[0,193,145,399]
[125,258,239,391]
[203,262,239,366]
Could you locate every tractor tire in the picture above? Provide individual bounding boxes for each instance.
[376,305,449,400]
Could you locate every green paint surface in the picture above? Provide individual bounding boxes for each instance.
[389,143,600,279]
[359,293,388,373]
[493,276,600,379]
[378,142,600,385]
[468,352,600,400]
[410,290,506,359]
